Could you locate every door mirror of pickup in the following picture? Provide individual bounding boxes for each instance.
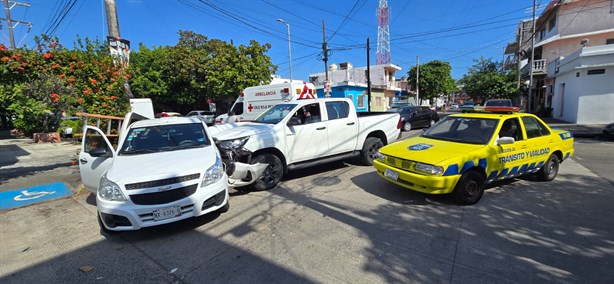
[90,146,111,157]
[287,116,302,126]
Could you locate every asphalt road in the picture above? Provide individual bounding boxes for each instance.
[1,130,614,283]
[572,136,614,186]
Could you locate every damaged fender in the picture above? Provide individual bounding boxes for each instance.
[228,162,269,187]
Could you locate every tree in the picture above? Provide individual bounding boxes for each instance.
[407,60,456,102]
[459,57,517,101]
[129,30,276,113]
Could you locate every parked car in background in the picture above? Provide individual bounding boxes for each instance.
[155,112,182,118]
[484,99,514,107]
[450,103,460,110]
[390,106,439,131]
[603,122,614,140]
[187,110,216,126]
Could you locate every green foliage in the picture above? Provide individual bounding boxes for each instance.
[0,35,131,135]
[459,57,518,101]
[129,30,276,112]
[407,60,457,100]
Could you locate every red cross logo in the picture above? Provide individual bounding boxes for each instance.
[247,104,253,112]
[298,83,315,99]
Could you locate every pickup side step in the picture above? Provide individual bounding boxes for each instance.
[287,151,359,171]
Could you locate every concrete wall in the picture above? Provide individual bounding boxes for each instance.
[551,46,614,123]
[556,0,614,37]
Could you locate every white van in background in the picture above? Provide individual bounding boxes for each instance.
[216,80,317,124]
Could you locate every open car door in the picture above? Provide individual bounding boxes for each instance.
[78,126,116,193]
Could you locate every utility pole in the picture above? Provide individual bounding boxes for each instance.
[366,38,371,111]
[104,0,120,38]
[320,19,331,98]
[528,0,536,113]
[416,56,420,105]
[1,0,31,49]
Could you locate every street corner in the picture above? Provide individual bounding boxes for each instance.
[0,182,74,210]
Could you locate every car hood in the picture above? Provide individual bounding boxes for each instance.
[380,136,486,164]
[209,123,274,140]
[107,146,217,185]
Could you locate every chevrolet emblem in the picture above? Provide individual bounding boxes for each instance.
[158,185,172,192]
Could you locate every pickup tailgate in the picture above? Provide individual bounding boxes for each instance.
[356,112,401,148]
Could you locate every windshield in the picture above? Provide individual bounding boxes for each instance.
[422,116,498,144]
[119,123,210,155]
[485,100,512,106]
[254,103,297,124]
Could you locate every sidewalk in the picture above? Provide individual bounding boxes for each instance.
[541,117,606,137]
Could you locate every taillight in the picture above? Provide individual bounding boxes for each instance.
[397,117,402,129]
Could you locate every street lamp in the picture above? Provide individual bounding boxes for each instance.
[277,18,292,82]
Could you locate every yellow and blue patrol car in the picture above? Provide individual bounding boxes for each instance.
[373,107,575,205]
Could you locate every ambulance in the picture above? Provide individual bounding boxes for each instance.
[216,80,317,124]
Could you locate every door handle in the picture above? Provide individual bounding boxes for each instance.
[346,122,355,126]
[79,158,88,165]
[316,127,326,130]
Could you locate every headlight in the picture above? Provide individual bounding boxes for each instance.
[215,137,249,150]
[375,151,385,161]
[202,156,224,187]
[414,162,444,175]
[98,173,127,201]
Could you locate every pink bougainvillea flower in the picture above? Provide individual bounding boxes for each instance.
[43,52,53,59]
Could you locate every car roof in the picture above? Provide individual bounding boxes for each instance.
[448,111,530,119]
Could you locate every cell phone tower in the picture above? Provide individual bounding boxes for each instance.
[376,0,391,65]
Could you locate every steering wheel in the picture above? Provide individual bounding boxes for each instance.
[179,140,196,146]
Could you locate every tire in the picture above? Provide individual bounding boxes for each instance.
[360,137,384,166]
[251,153,284,191]
[403,121,412,132]
[452,171,485,205]
[536,154,559,181]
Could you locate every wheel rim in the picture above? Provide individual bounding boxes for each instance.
[368,143,380,160]
[430,120,435,126]
[404,122,411,131]
[463,180,479,197]
[259,159,281,185]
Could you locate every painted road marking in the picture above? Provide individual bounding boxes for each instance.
[0,182,73,210]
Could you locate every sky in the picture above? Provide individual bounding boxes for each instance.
[2,0,546,81]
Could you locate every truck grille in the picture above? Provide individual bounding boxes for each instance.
[129,184,198,205]
[125,173,200,190]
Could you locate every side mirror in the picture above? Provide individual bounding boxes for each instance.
[287,116,302,126]
[90,146,110,157]
[496,136,515,145]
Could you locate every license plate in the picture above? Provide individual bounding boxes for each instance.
[384,169,399,181]
[153,206,181,221]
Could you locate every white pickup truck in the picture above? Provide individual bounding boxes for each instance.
[209,98,401,190]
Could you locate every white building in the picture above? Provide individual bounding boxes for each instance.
[509,0,614,123]
[551,44,614,124]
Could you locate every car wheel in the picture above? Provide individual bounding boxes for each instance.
[97,212,116,235]
[251,153,284,190]
[403,121,412,132]
[452,171,485,205]
[361,137,384,166]
[536,154,559,181]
